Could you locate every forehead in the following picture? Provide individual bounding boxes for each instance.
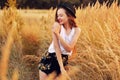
[57,8,66,15]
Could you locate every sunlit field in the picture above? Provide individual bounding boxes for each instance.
[0,1,120,80]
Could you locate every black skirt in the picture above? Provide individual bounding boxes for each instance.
[38,52,68,75]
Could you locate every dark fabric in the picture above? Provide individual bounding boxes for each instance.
[38,52,68,75]
[58,2,76,18]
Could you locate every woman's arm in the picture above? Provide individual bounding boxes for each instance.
[52,22,71,79]
[52,22,64,71]
[54,26,81,52]
[57,28,80,52]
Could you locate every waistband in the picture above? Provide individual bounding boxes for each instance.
[45,52,68,58]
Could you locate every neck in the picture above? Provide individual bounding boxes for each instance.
[63,22,71,30]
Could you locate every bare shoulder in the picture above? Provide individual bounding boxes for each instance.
[52,22,61,28]
[52,22,61,32]
[74,27,81,34]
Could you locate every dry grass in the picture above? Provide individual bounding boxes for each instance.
[0,1,120,80]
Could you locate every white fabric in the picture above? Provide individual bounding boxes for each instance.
[48,25,75,56]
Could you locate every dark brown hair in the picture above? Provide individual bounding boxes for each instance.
[55,8,78,28]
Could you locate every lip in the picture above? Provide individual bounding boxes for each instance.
[58,20,62,23]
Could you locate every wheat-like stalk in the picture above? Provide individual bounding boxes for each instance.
[0,1,120,80]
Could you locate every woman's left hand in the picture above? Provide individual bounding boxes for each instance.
[52,22,61,35]
[61,69,71,80]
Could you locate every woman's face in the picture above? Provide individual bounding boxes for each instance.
[57,8,68,25]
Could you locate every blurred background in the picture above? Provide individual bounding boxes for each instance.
[0,0,120,9]
[0,0,120,80]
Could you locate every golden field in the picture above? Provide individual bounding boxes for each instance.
[0,2,120,80]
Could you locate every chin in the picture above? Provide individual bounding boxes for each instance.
[58,22,64,25]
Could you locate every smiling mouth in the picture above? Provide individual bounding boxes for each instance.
[58,20,62,23]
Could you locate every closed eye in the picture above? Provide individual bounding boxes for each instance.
[57,14,63,17]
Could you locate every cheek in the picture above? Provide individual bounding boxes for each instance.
[57,15,68,24]
[63,17,68,22]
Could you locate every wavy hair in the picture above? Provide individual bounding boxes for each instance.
[55,8,78,28]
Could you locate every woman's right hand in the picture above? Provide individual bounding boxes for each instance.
[61,68,71,80]
[52,22,61,36]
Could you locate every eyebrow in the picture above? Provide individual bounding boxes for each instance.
[57,12,63,16]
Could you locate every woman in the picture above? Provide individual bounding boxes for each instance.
[39,2,81,80]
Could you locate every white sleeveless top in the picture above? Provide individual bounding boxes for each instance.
[48,25,76,56]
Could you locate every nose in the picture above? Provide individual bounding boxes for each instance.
[57,16,62,22]
[57,16,60,21]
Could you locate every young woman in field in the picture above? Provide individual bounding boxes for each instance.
[39,2,81,80]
